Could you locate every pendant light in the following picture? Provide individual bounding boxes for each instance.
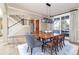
[42,3,53,23]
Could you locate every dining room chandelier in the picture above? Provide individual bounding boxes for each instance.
[42,3,53,23]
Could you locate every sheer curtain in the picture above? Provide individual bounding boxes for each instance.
[70,10,79,42]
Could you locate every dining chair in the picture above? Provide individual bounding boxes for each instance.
[58,34,65,48]
[52,36,59,54]
[43,36,59,55]
[26,34,43,55]
[62,34,65,46]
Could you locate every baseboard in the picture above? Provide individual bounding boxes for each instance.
[65,39,79,45]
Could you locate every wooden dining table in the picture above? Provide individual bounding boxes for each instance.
[39,33,53,41]
[32,31,59,41]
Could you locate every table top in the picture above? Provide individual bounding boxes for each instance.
[32,31,60,41]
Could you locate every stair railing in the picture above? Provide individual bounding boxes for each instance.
[8,15,25,29]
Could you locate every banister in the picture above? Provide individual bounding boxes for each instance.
[8,20,22,28]
[8,15,25,29]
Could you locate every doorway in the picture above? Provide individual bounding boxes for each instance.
[30,20,39,34]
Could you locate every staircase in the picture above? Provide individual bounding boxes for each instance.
[8,15,30,37]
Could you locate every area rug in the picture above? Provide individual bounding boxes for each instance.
[17,40,78,55]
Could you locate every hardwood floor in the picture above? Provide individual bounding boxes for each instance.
[0,37,79,55]
[0,43,18,55]
[0,36,26,55]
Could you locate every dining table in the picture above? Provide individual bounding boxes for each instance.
[32,31,60,42]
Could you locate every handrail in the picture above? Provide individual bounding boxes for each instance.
[8,20,22,28]
[16,15,22,19]
[8,15,25,29]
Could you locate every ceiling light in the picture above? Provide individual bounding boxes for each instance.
[42,3,53,23]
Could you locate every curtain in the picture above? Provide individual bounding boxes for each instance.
[70,10,79,42]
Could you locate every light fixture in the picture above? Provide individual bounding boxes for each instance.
[42,3,53,23]
[46,3,51,7]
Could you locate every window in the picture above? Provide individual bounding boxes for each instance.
[61,15,69,20]
[54,17,60,20]
[53,17,61,34]
[61,15,70,37]
[53,13,70,37]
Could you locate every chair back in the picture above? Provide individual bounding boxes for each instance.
[57,34,65,45]
[53,36,58,46]
[26,34,36,48]
[58,34,65,40]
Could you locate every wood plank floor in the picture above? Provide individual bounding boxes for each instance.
[0,37,79,55]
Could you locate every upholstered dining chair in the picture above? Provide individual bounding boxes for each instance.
[26,34,43,55]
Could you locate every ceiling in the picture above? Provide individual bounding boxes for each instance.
[7,3,79,16]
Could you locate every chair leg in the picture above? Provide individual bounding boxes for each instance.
[63,40,65,46]
[51,47,53,55]
[31,48,33,55]
[59,44,63,50]
[55,48,57,55]
[54,47,57,55]
[62,45,63,48]
[27,47,29,52]
[42,45,44,52]
[60,46,62,50]
[57,46,59,52]
[43,47,46,53]
[63,42,65,46]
